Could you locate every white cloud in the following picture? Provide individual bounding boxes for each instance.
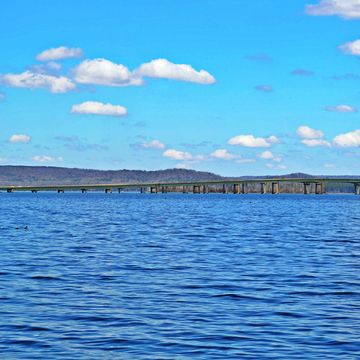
[325,104,357,112]
[228,134,278,148]
[333,129,360,147]
[339,39,360,55]
[2,71,75,93]
[301,139,331,147]
[71,101,127,116]
[306,0,360,19]
[296,125,324,139]
[9,134,31,143]
[32,155,62,163]
[267,135,280,144]
[259,150,274,159]
[73,58,142,87]
[136,58,215,84]
[141,139,165,149]
[163,149,193,160]
[36,46,84,61]
[210,149,238,160]
[0,92,5,100]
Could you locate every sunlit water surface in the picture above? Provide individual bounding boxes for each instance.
[0,193,360,359]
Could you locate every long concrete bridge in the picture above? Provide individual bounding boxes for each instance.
[1,178,360,195]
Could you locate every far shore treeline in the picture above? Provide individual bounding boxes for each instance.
[0,166,358,193]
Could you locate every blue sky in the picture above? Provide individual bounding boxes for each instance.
[1,0,360,176]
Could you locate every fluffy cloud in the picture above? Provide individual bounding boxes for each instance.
[73,58,142,87]
[140,140,165,149]
[301,139,331,147]
[254,85,273,93]
[259,150,283,162]
[32,155,63,163]
[228,134,279,148]
[210,149,238,160]
[259,150,274,159]
[296,125,324,139]
[339,39,360,55]
[306,0,360,19]
[9,134,31,143]
[2,71,75,93]
[136,58,215,84]
[71,101,127,116]
[325,105,357,113]
[36,46,84,61]
[163,149,193,160]
[333,129,360,147]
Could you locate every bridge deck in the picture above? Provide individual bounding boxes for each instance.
[1,177,360,192]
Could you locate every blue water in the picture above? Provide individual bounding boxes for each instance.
[0,193,360,359]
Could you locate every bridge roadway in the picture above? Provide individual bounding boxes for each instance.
[1,178,360,195]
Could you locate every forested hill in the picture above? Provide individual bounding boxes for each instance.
[0,166,223,186]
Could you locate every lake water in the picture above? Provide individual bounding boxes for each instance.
[0,193,359,359]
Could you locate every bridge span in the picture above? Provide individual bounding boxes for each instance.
[1,178,360,195]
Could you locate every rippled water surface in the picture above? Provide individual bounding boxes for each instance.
[1,193,360,359]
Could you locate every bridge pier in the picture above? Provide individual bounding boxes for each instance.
[7,188,13,193]
[241,183,247,194]
[222,184,227,194]
[57,189,64,193]
[105,188,112,193]
[202,185,208,194]
[31,190,37,193]
[81,189,87,193]
[303,183,311,195]
[355,183,360,195]
[233,184,240,194]
[193,185,201,194]
[272,182,279,194]
[182,185,188,194]
[150,186,158,194]
[315,182,324,195]
[260,183,267,194]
